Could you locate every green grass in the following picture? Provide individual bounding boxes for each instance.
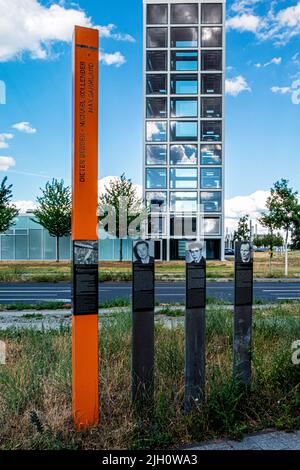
[0,298,131,312]
[1,251,300,283]
[0,304,300,449]
[0,296,283,313]
[100,298,130,309]
[0,302,68,312]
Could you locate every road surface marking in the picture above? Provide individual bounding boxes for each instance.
[277,297,299,300]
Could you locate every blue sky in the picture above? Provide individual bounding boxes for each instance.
[0,0,300,223]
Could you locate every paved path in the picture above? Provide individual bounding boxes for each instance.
[185,431,300,450]
[0,304,296,331]
[1,281,300,304]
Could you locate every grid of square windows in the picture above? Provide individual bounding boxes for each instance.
[145,2,224,219]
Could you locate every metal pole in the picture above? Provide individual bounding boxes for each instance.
[185,242,206,412]
[233,241,254,386]
[72,26,99,430]
[132,241,155,408]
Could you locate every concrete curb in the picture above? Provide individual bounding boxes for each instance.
[0,303,287,318]
[1,303,296,331]
[182,430,300,451]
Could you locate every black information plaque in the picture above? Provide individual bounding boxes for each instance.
[72,241,99,316]
[132,264,155,313]
[186,263,206,309]
[233,241,254,385]
[234,241,254,307]
[235,265,253,306]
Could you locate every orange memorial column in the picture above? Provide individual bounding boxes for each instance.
[72,26,99,430]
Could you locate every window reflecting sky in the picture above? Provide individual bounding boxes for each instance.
[170,145,198,165]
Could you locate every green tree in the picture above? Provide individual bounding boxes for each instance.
[0,177,19,233]
[98,174,145,262]
[234,215,250,241]
[258,212,281,274]
[33,179,71,262]
[253,235,263,248]
[262,179,300,276]
[254,232,284,252]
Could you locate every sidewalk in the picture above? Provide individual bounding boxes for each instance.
[0,303,296,331]
[184,431,300,451]
[156,277,300,282]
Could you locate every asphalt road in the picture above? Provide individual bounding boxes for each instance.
[0,281,300,304]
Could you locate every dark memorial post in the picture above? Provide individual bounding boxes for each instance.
[132,240,155,407]
[234,240,254,386]
[185,241,206,412]
[72,26,99,429]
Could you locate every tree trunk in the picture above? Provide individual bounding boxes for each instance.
[56,236,60,263]
[284,230,288,277]
[120,238,123,263]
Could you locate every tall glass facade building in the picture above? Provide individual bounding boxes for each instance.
[144,0,226,260]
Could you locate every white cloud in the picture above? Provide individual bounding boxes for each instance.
[231,0,262,14]
[277,3,300,28]
[12,122,37,134]
[99,51,126,67]
[0,156,16,171]
[98,176,142,198]
[228,1,300,46]
[227,14,262,33]
[255,57,282,68]
[272,57,283,66]
[225,190,269,219]
[0,0,134,62]
[271,79,300,105]
[225,190,270,234]
[0,132,14,149]
[291,79,300,105]
[225,76,251,97]
[98,24,135,43]
[271,86,291,94]
[13,200,36,214]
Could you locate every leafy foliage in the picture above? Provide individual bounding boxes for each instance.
[98,174,146,261]
[234,215,250,241]
[0,177,19,233]
[260,179,300,275]
[291,223,300,251]
[33,179,71,262]
[262,179,300,243]
[253,233,283,250]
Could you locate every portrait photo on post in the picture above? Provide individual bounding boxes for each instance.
[235,241,253,264]
[133,239,155,265]
[74,240,99,265]
[186,241,206,264]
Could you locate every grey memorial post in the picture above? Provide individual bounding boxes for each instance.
[132,240,155,406]
[185,241,206,412]
[234,240,254,386]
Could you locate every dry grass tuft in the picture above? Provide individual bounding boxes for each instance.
[0,305,300,449]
